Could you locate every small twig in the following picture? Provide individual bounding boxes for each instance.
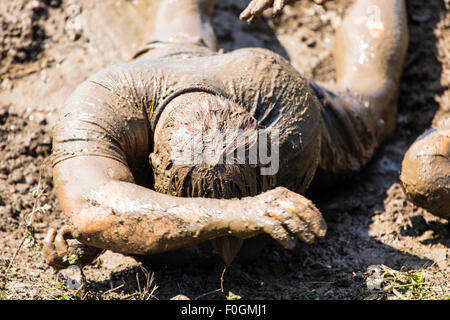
[1,161,49,285]
[134,266,158,300]
[2,237,27,285]
[393,282,429,289]
[220,266,227,293]
[194,289,221,300]
[1,59,51,80]
[392,288,406,299]
[103,283,125,296]
[136,272,143,299]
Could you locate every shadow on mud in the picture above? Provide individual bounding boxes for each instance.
[398,0,446,141]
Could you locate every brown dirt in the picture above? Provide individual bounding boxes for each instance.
[0,0,448,300]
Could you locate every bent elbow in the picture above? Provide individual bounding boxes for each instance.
[69,205,112,242]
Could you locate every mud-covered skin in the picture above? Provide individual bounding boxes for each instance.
[400,127,450,218]
[45,154,326,267]
[339,0,449,218]
[151,0,218,51]
[400,100,450,217]
[45,0,411,269]
[51,46,322,194]
[333,0,408,142]
[44,226,105,269]
[46,45,328,267]
[312,0,409,184]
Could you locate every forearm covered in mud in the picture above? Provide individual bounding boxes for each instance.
[73,184,254,255]
[53,157,261,255]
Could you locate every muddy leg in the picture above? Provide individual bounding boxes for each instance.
[334,0,408,140]
[152,0,218,51]
[309,0,409,185]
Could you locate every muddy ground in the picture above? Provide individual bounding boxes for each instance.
[0,0,448,300]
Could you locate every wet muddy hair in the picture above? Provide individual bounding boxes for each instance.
[151,94,276,199]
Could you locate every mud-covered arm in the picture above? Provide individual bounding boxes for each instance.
[53,156,236,255]
[52,156,326,256]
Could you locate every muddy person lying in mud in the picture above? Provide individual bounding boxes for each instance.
[44,0,449,269]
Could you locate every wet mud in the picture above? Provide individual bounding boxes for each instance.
[0,0,448,300]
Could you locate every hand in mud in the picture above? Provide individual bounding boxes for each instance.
[240,0,325,24]
[43,226,103,270]
[238,187,327,249]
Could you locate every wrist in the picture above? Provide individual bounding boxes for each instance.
[219,196,264,238]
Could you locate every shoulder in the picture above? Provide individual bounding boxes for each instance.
[225,47,310,90]
[225,47,292,70]
[229,47,287,61]
[79,60,156,95]
[62,60,157,116]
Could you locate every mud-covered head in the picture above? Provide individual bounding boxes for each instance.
[150,93,276,199]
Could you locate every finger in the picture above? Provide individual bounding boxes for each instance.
[283,216,316,244]
[43,228,57,259]
[299,204,327,238]
[280,199,327,238]
[259,216,296,249]
[55,228,70,257]
[314,0,325,5]
[273,0,286,15]
[43,228,64,268]
[250,0,273,18]
[59,225,74,239]
[44,228,57,245]
[267,208,316,244]
[240,1,258,21]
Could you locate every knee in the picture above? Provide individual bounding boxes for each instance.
[400,128,450,218]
